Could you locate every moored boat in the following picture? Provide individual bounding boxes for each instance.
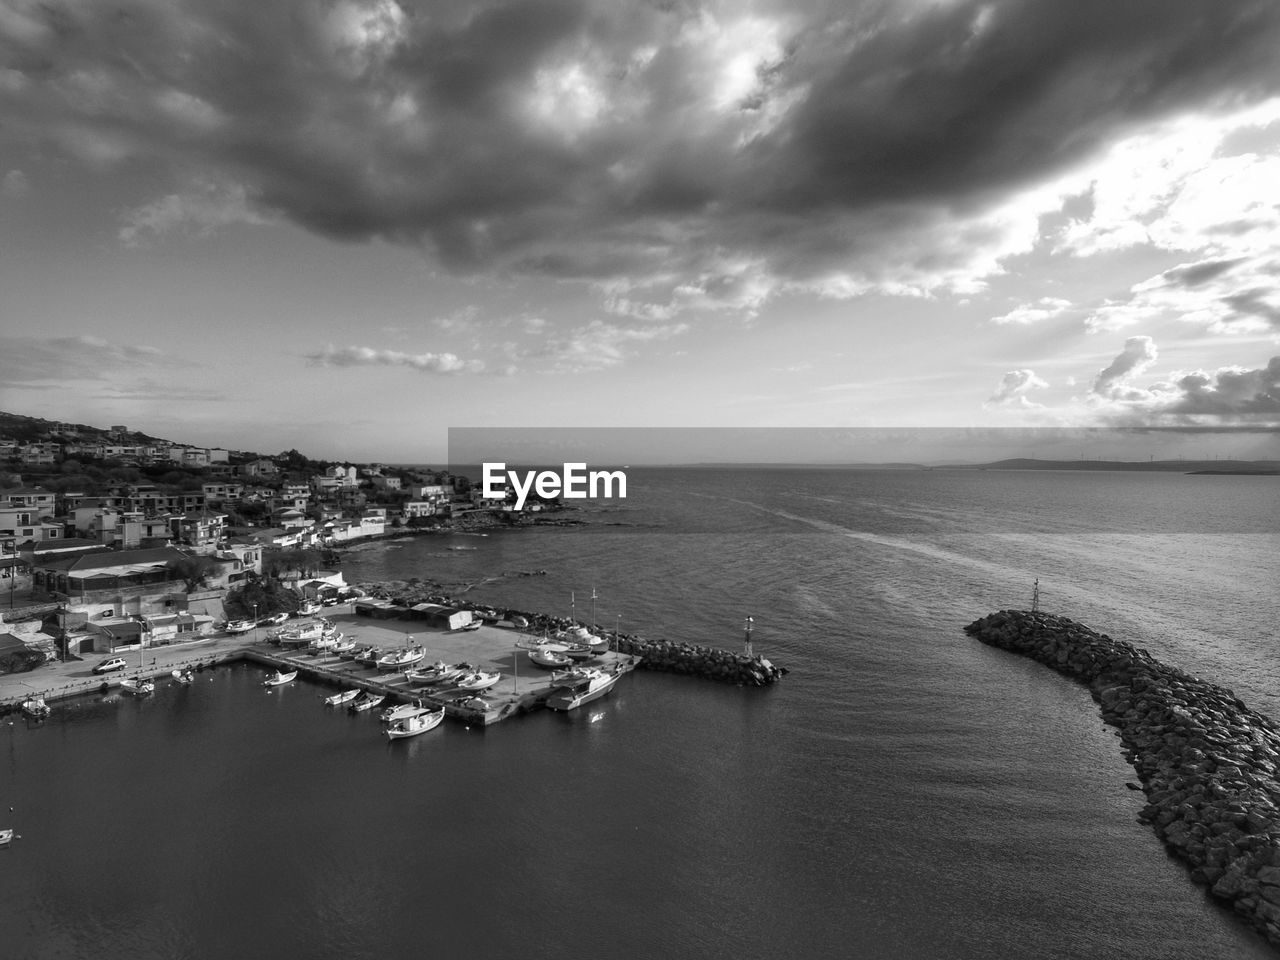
[324,688,360,706]
[376,646,426,671]
[171,669,195,685]
[21,696,51,719]
[380,701,432,723]
[121,676,156,696]
[349,693,385,712]
[405,661,470,685]
[545,666,620,712]
[528,645,572,669]
[455,670,501,691]
[263,669,298,687]
[385,708,445,740]
[0,828,14,846]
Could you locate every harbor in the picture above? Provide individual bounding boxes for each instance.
[0,608,649,727]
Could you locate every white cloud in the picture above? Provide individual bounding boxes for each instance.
[987,368,1049,408]
[305,344,488,375]
[989,297,1072,326]
[119,179,270,246]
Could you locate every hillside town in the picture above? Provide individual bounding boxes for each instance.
[0,414,547,668]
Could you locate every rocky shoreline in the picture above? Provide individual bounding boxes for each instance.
[966,609,1280,949]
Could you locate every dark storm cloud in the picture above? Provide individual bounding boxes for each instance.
[5,0,1280,297]
[1168,356,1280,416]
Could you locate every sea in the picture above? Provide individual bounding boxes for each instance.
[3,467,1279,959]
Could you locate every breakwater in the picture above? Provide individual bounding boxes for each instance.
[611,635,786,686]
[966,609,1280,949]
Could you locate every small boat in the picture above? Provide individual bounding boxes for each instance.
[546,667,620,712]
[121,676,156,696]
[385,708,445,740]
[260,611,289,625]
[338,645,363,661]
[275,620,326,648]
[308,634,341,654]
[171,669,195,685]
[405,661,470,685]
[224,619,255,635]
[454,670,501,691]
[350,693,385,712]
[455,621,482,632]
[380,701,432,723]
[354,646,382,667]
[0,828,15,846]
[263,669,298,687]
[330,638,356,656]
[377,646,426,671]
[324,688,360,706]
[528,645,572,669]
[21,696,51,719]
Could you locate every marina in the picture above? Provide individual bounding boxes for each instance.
[0,608,646,728]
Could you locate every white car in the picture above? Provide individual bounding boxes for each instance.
[93,657,128,674]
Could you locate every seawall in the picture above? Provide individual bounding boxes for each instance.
[612,635,786,686]
[966,609,1280,949]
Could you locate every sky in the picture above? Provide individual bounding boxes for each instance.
[2,0,1279,464]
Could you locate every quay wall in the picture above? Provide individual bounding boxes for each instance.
[966,609,1280,949]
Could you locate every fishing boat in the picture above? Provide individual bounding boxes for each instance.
[0,828,14,846]
[337,644,363,661]
[262,669,298,687]
[376,645,426,671]
[455,621,482,632]
[324,688,360,706]
[21,696,51,719]
[545,666,620,712]
[224,619,255,635]
[380,701,432,723]
[171,669,195,685]
[121,676,155,696]
[274,620,326,649]
[330,638,356,656]
[308,633,342,654]
[260,611,289,626]
[455,670,501,691]
[385,708,445,740]
[350,693,385,712]
[354,646,382,667]
[528,645,572,669]
[405,662,470,685]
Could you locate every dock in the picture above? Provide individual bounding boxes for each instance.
[0,612,639,727]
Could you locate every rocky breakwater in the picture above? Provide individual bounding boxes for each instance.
[966,609,1280,949]
[612,635,787,687]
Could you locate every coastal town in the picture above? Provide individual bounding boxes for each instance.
[0,411,784,728]
[0,411,565,665]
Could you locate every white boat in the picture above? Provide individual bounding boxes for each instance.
[350,693,385,712]
[21,696,51,719]
[324,688,360,706]
[380,701,432,723]
[274,621,326,648]
[263,669,298,687]
[121,676,155,696]
[376,646,426,671]
[405,661,470,685]
[0,828,14,846]
[171,669,195,685]
[455,670,501,691]
[224,619,255,635]
[528,645,572,669]
[261,612,289,625]
[546,667,620,712]
[330,638,356,655]
[308,633,341,654]
[385,708,445,740]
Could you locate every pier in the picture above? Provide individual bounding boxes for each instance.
[967,609,1280,951]
[0,612,641,726]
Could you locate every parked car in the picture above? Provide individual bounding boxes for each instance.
[93,657,128,674]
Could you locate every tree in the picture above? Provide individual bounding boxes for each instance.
[166,555,217,592]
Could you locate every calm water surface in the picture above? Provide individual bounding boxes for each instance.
[3,469,1278,959]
